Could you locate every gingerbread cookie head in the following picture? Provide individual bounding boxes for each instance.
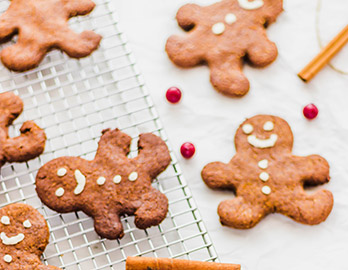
[202,115,333,229]
[36,128,171,239]
[0,92,46,168]
[0,0,102,72]
[166,0,283,97]
[0,203,60,269]
[235,115,293,155]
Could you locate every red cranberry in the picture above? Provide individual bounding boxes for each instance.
[303,104,319,120]
[180,142,195,159]
[166,87,182,104]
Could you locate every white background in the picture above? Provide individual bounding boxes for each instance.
[113,1,348,269]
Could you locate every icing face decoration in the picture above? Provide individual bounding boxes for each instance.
[244,121,278,149]
[238,0,264,10]
[0,232,25,245]
[3,254,12,263]
[55,187,65,197]
[1,216,10,225]
[74,170,86,195]
[23,220,32,228]
[57,168,67,177]
[97,177,106,186]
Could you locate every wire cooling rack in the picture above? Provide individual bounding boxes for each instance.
[0,0,218,269]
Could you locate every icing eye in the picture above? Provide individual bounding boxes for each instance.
[242,124,253,134]
[23,220,31,228]
[1,216,10,225]
[55,187,65,197]
[263,121,274,131]
[57,168,67,177]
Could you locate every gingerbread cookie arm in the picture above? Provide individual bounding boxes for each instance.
[202,161,239,191]
[3,121,46,163]
[246,28,278,67]
[134,189,169,229]
[63,0,96,17]
[276,189,333,225]
[293,155,330,186]
[262,0,283,24]
[133,133,171,179]
[176,4,201,31]
[209,56,250,97]
[0,13,16,41]
[56,29,101,58]
[218,197,268,229]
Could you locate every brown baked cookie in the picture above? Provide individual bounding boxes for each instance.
[0,92,46,168]
[36,128,171,240]
[202,115,333,229]
[0,203,61,269]
[166,0,283,97]
[0,0,102,72]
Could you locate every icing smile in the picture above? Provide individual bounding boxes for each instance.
[247,134,278,149]
[0,232,25,245]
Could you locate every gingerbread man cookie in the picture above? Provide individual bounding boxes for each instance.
[166,0,283,97]
[202,115,333,229]
[0,92,46,168]
[0,0,102,72]
[36,128,171,239]
[0,203,61,269]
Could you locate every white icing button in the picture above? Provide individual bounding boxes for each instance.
[262,186,271,195]
[113,175,122,184]
[212,22,225,35]
[97,177,106,186]
[3,254,12,263]
[259,172,270,182]
[225,13,237,25]
[258,159,268,169]
[55,187,65,197]
[0,232,25,245]
[128,172,138,182]
[247,134,278,148]
[1,216,10,225]
[23,220,31,228]
[242,124,253,134]
[57,168,67,177]
[238,0,264,10]
[263,121,274,131]
[74,170,86,195]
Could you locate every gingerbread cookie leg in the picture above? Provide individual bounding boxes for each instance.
[276,190,333,225]
[134,189,169,229]
[246,29,278,67]
[57,29,102,59]
[209,56,250,97]
[1,42,47,71]
[218,197,268,229]
[94,210,124,239]
[3,121,46,162]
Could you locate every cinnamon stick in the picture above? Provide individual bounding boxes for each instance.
[126,257,241,270]
[298,25,348,82]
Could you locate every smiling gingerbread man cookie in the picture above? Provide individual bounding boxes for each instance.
[36,128,171,240]
[0,203,61,269]
[166,0,283,97]
[202,115,333,229]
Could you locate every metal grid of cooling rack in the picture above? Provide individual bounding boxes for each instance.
[0,0,218,269]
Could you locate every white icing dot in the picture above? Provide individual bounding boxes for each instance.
[3,254,12,263]
[74,170,86,195]
[57,168,67,177]
[128,172,138,182]
[263,121,274,131]
[23,220,31,228]
[242,124,253,134]
[113,175,122,184]
[1,216,10,225]
[97,177,106,186]
[238,0,264,10]
[55,187,65,197]
[212,22,225,35]
[0,232,25,245]
[262,186,271,195]
[258,159,268,169]
[259,172,269,182]
[225,13,237,25]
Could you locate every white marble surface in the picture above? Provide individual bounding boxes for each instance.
[112,0,348,269]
